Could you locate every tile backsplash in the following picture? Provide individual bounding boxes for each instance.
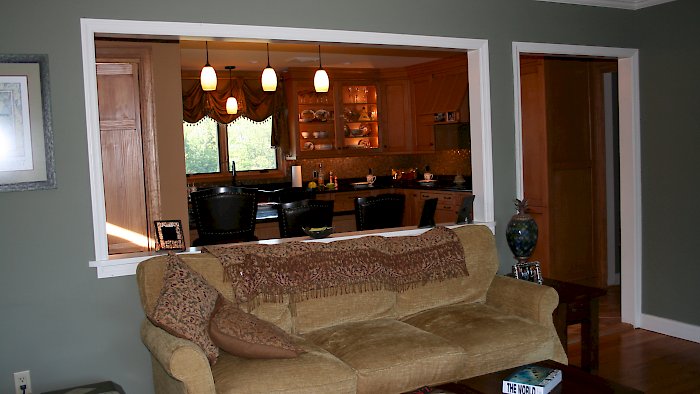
[291,149,470,181]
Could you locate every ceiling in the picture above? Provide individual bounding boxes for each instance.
[534,0,677,10]
[178,40,463,72]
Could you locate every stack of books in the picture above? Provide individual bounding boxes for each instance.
[502,364,562,394]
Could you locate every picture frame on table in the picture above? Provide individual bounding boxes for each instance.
[154,220,185,251]
[433,112,446,122]
[0,54,56,192]
[446,111,459,122]
[512,261,543,284]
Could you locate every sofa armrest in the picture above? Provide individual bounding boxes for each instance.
[141,320,216,394]
[485,275,559,326]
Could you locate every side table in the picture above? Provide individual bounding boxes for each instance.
[542,278,607,372]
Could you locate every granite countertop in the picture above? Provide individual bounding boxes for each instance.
[318,175,472,193]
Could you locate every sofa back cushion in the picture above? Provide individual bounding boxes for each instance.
[136,253,293,333]
[394,225,498,318]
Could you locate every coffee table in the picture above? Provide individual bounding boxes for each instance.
[433,360,642,394]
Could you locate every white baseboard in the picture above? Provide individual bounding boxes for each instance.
[641,313,700,344]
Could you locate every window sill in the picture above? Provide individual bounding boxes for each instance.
[89,222,495,279]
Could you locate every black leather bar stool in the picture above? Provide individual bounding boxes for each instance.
[354,193,406,231]
[190,186,259,246]
[277,199,334,238]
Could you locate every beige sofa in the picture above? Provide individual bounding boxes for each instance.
[136,225,567,394]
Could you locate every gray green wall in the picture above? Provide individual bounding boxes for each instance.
[0,1,695,392]
[635,1,700,326]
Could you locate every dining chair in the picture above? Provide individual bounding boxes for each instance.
[277,199,334,238]
[190,186,259,246]
[354,193,406,231]
[456,194,476,224]
[418,198,438,228]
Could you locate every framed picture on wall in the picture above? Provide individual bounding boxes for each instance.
[154,220,185,251]
[0,54,56,192]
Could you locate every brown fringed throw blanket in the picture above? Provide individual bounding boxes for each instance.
[204,226,468,309]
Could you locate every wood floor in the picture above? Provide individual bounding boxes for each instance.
[565,286,700,393]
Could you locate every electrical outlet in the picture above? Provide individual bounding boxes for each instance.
[13,370,32,394]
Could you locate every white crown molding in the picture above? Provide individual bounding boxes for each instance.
[534,0,678,10]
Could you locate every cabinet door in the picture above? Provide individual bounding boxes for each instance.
[97,62,149,254]
[294,82,337,157]
[381,80,413,153]
[411,75,435,152]
[340,83,380,152]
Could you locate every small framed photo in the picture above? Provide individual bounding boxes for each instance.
[434,112,446,122]
[512,261,543,284]
[154,220,185,251]
[447,111,459,122]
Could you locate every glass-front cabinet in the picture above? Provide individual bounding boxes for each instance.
[296,86,336,154]
[340,84,379,152]
[287,70,382,158]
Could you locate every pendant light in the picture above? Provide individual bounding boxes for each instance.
[261,43,278,92]
[200,41,217,91]
[314,45,329,93]
[225,66,238,114]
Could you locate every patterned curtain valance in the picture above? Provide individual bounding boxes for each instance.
[182,77,289,150]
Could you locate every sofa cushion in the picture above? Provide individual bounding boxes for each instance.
[303,318,469,393]
[395,225,499,318]
[402,302,560,378]
[147,254,220,364]
[209,295,304,359]
[211,339,356,394]
[293,290,396,334]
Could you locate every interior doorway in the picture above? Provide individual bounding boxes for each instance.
[512,42,641,328]
[519,55,618,288]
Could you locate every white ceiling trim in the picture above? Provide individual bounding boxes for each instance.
[535,0,677,10]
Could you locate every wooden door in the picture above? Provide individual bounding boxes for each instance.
[521,56,615,287]
[97,62,149,254]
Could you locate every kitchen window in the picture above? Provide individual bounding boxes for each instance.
[183,115,280,181]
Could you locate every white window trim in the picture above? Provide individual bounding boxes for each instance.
[81,18,495,277]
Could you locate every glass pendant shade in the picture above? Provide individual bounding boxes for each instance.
[261,43,277,92]
[200,42,217,91]
[226,96,238,114]
[314,68,329,93]
[261,67,277,92]
[200,65,217,91]
[314,45,329,93]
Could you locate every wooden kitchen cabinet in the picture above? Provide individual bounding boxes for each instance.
[285,69,382,158]
[408,55,469,153]
[380,79,413,153]
[402,189,472,226]
[520,56,615,286]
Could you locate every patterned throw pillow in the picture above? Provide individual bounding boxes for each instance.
[209,295,305,359]
[147,254,220,364]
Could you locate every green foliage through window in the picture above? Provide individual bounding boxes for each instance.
[183,117,219,175]
[227,117,277,172]
[183,116,277,176]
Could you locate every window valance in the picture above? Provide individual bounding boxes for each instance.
[182,78,288,150]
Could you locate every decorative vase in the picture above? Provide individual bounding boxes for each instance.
[505,199,538,263]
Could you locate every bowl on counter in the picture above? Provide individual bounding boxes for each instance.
[302,226,334,239]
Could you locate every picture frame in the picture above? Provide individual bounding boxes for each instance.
[433,112,446,122]
[0,54,56,192]
[154,220,185,251]
[512,261,543,284]
[447,111,459,122]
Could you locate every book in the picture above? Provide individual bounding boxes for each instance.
[502,364,562,394]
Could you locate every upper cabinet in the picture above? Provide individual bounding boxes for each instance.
[284,56,468,158]
[408,55,469,153]
[340,83,380,152]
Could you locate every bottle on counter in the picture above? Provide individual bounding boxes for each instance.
[317,163,325,187]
